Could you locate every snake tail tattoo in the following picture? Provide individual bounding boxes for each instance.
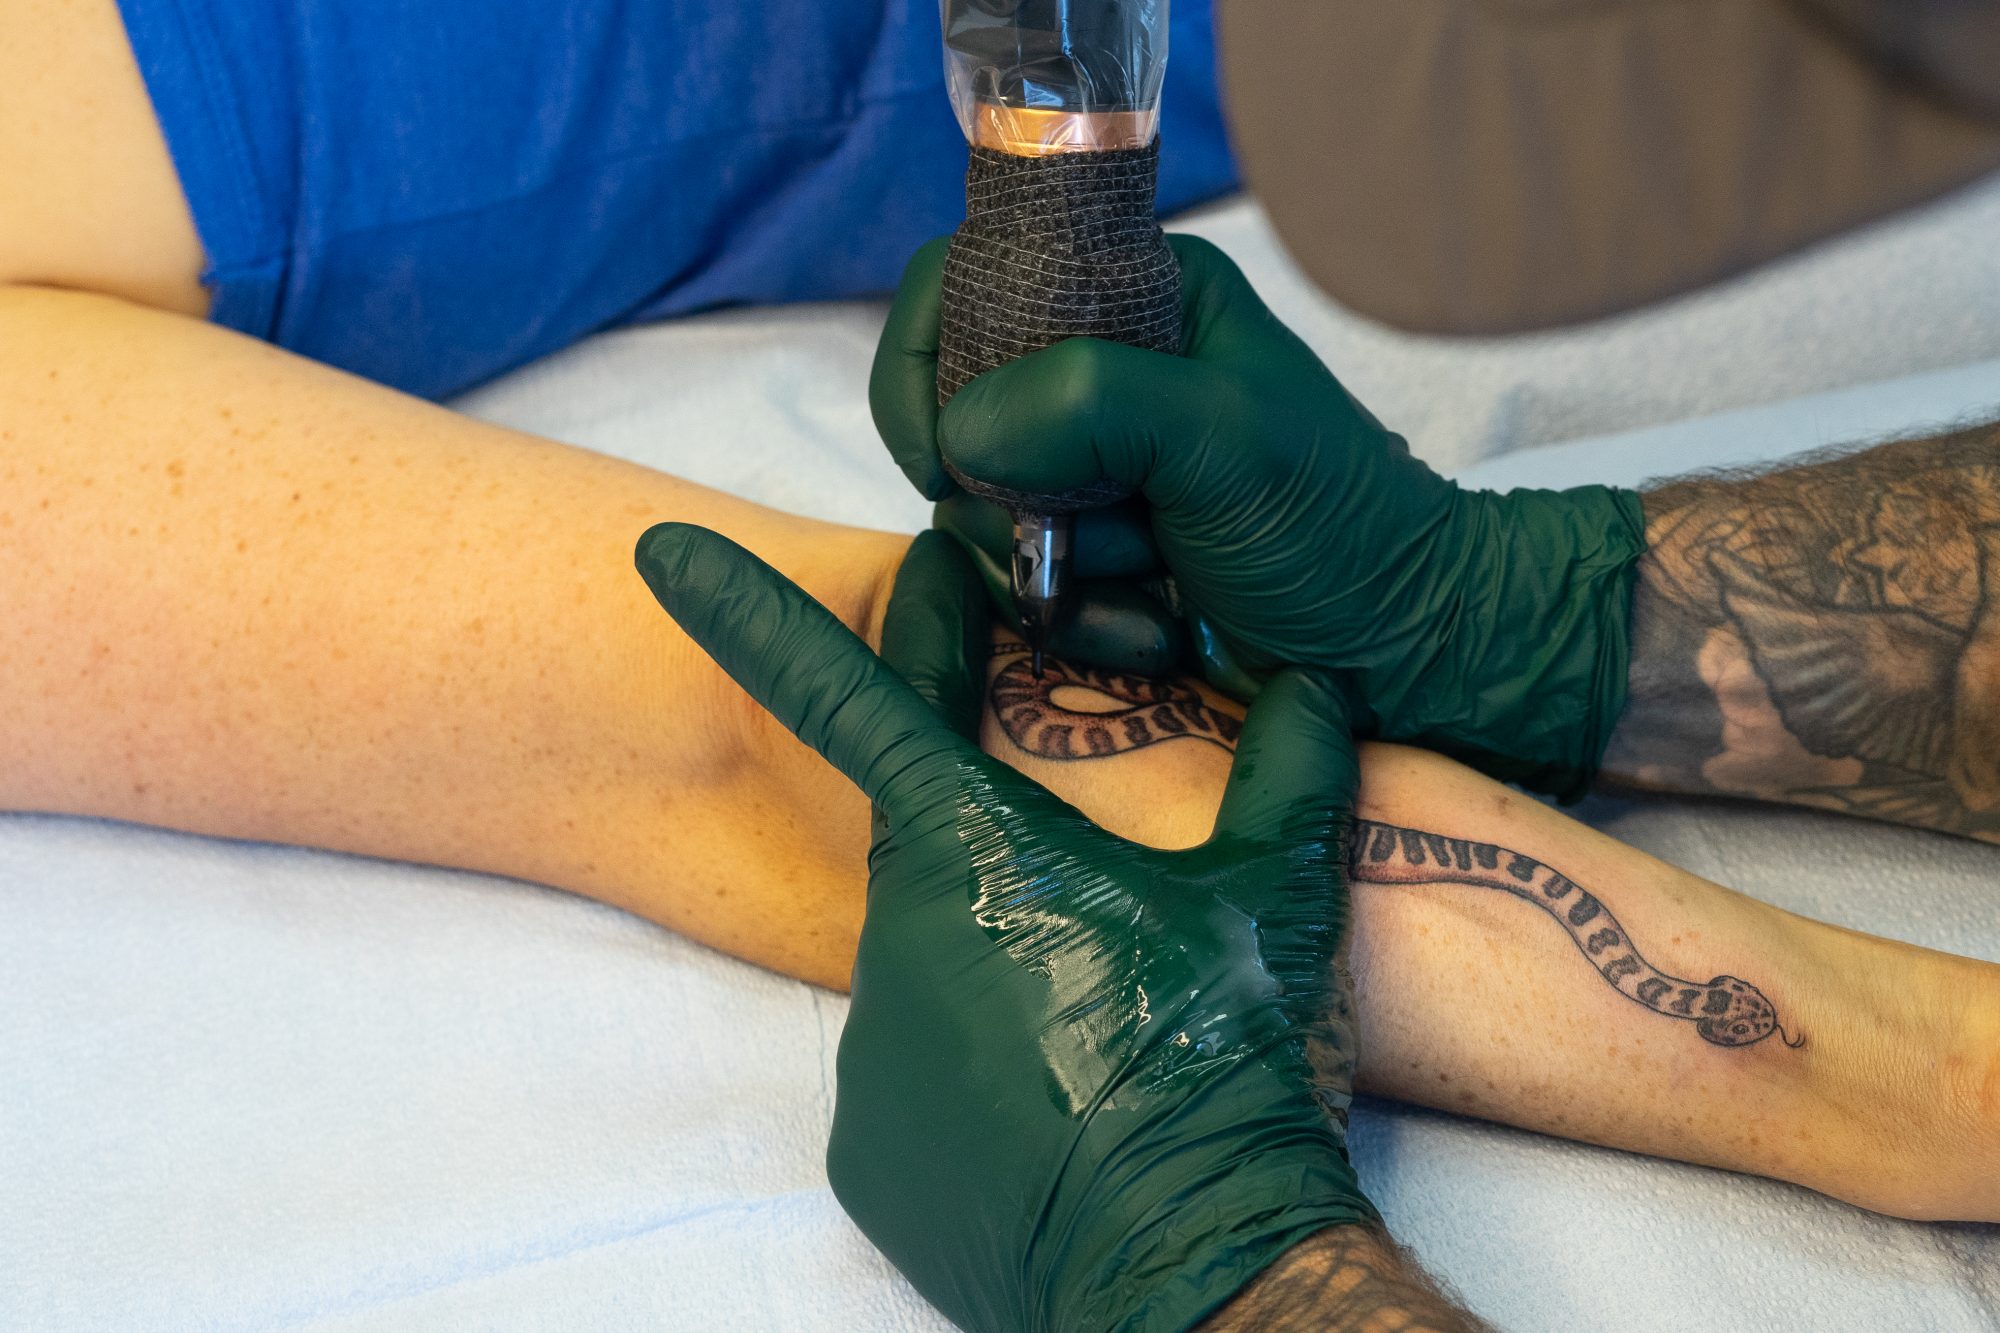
[990,643,1805,1052]
[1349,821,1803,1049]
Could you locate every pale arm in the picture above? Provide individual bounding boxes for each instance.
[1,285,1994,1223]
[0,284,900,983]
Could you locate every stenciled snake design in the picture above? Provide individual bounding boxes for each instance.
[1349,821,1802,1049]
[991,646,1804,1050]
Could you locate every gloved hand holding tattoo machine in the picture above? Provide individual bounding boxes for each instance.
[875,234,1650,802]
[923,0,1186,678]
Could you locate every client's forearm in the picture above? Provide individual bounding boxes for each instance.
[985,641,2000,1222]
[0,285,899,980]
[7,287,1991,1222]
[1601,423,2000,841]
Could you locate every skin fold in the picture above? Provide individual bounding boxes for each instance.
[1,0,1995,1257]
[0,0,209,316]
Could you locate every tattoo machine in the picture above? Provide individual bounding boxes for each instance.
[935,0,1184,677]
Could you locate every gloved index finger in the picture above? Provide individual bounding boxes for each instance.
[635,522,976,818]
[1209,669,1360,848]
[935,335,1233,504]
[870,237,956,501]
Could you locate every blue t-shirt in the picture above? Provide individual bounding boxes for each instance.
[117,0,1236,400]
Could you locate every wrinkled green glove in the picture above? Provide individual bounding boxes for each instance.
[871,235,1648,801]
[635,523,1375,1333]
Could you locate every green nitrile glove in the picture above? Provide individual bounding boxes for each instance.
[871,235,1648,801]
[635,524,1376,1333]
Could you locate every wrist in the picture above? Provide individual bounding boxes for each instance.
[1780,921,2000,1221]
[1200,1225,1488,1332]
[1050,1071,1377,1331]
[1859,954,2000,1220]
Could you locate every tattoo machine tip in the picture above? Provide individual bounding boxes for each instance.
[1013,517,1063,680]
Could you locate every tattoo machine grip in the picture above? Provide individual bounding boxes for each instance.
[934,142,1184,659]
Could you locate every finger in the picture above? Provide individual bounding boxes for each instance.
[1166,233,1274,359]
[1171,233,1408,475]
[635,522,973,816]
[878,531,988,742]
[937,336,1234,503]
[870,237,956,501]
[934,236,1336,505]
[935,493,1162,580]
[1210,669,1361,846]
[1186,608,1269,704]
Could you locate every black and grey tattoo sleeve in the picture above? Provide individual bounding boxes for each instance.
[1200,1226,1492,1333]
[988,643,1805,1052]
[1602,423,2000,841]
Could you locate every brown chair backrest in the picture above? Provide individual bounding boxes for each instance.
[1218,0,2000,334]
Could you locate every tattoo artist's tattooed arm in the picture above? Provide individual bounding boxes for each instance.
[982,636,2000,1221]
[1202,1227,1492,1333]
[1601,423,2000,841]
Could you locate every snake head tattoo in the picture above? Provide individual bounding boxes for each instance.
[1692,975,1794,1048]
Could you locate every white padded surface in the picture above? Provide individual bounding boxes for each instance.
[7,188,2000,1330]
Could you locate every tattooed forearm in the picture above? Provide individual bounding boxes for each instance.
[987,645,1803,1051]
[1351,820,1801,1049]
[1201,1226,1491,1333]
[1601,423,2000,841]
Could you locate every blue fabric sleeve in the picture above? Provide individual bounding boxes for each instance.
[115,0,1236,401]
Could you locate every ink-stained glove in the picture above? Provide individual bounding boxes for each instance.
[635,523,1376,1333]
[871,235,1649,801]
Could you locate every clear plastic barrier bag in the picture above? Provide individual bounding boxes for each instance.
[941,0,1170,153]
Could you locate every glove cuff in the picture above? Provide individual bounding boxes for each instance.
[1387,484,1648,802]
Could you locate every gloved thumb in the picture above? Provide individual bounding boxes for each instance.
[1209,669,1360,847]
[936,335,1232,507]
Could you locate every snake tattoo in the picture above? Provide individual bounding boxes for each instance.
[989,648,1242,757]
[1348,822,1803,1048]
[990,644,1805,1051]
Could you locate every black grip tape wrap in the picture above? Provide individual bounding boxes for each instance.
[936,141,1183,515]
